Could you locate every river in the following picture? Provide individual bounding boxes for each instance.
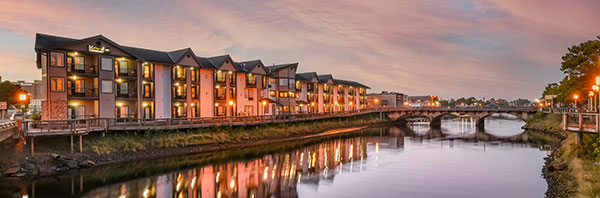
[1,115,548,198]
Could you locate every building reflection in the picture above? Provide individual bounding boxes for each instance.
[74,135,377,198]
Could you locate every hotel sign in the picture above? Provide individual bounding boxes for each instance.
[88,44,111,53]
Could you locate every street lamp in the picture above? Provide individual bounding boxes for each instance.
[262,100,267,116]
[573,94,579,110]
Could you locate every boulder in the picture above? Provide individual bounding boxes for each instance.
[55,166,69,172]
[78,160,95,168]
[63,159,78,169]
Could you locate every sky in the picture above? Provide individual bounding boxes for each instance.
[0,0,599,100]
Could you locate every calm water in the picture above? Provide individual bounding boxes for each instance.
[1,116,548,198]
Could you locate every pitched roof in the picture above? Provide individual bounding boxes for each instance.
[295,72,318,82]
[195,56,218,69]
[265,63,298,75]
[121,46,174,64]
[34,33,77,51]
[333,79,370,89]
[317,74,334,84]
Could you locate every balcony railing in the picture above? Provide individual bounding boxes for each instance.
[67,87,98,98]
[116,89,137,98]
[68,64,97,75]
[173,94,186,100]
[116,69,137,78]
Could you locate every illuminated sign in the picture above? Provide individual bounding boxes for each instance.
[88,44,110,53]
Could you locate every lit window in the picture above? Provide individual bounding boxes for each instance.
[101,80,112,93]
[50,77,64,92]
[50,52,64,67]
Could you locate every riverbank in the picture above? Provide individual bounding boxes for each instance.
[1,114,393,179]
[523,112,600,198]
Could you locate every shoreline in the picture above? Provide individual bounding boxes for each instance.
[1,117,395,179]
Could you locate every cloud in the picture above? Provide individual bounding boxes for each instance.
[0,0,598,100]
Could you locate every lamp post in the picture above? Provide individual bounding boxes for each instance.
[573,94,579,111]
[589,91,594,111]
[228,100,234,126]
[262,100,267,117]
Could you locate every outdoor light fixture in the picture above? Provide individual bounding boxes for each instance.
[262,101,267,106]
[228,100,234,106]
[573,94,579,100]
[19,94,27,101]
[215,103,219,107]
[116,78,123,83]
[311,102,315,106]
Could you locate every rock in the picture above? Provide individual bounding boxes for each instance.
[78,160,95,168]
[38,166,54,177]
[55,166,69,172]
[3,167,21,175]
[63,159,78,169]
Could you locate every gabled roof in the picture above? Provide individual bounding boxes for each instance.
[195,56,218,69]
[121,46,174,64]
[265,63,298,75]
[207,55,240,70]
[295,72,318,82]
[237,60,268,74]
[35,33,140,59]
[333,79,370,89]
[168,48,202,67]
[317,74,334,84]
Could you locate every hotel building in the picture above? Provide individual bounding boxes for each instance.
[34,33,369,121]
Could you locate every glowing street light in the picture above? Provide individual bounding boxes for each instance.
[18,94,27,102]
[573,94,579,108]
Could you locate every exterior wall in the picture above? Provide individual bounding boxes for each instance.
[98,55,115,119]
[236,73,256,116]
[155,64,172,118]
[332,86,338,113]
[186,67,193,118]
[199,69,213,117]
[44,50,68,120]
[318,84,324,113]
[344,86,349,112]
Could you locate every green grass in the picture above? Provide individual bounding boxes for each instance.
[85,115,384,154]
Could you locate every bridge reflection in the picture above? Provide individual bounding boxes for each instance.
[9,125,535,198]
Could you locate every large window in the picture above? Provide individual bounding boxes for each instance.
[50,77,64,92]
[101,80,112,93]
[74,56,84,70]
[191,68,198,82]
[279,78,288,86]
[101,57,113,71]
[215,71,226,83]
[50,52,64,67]
[246,74,256,85]
[118,60,129,74]
[143,84,152,98]
[74,79,84,93]
[174,66,186,80]
[143,64,153,78]
[289,79,295,89]
[244,89,253,99]
[119,82,128,94]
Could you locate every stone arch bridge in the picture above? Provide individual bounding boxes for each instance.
[381,108,537,129]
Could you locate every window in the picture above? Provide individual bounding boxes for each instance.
[247,74,256,85]
[215,71,226,83]
[101,80,112,93]
[119,81,128,94]
[270,78,276,84]
[143,64,152,78]
[74,79,84,93]
[191,85,198,99]
[119,105,129,118]
[244,89,253,99]
[279,91,289,98]
[229,72,236,86]
[279,78,288,86]
[269,91,276,97]
[262,76,267,87]
[296,81,301,90]
[244,105,253,115]
[101,57,113,71]
[215,86,226,100]
[289,79,295,89]
[191,68,198,82]
[143,84,152,98]
[50,77,64,92]
[118,60,128,74]
[74,56,84,70]
[50,52,64,67]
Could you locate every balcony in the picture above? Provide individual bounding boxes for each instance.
[67,87,98,99]
[116,69,137,78]
[116,88,137,99]
[67,64,97,76]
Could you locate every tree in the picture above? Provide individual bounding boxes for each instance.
[0,81,23,106]
[543,36,600,103]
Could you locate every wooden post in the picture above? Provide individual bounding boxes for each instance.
[30,137,34,156]
[579,113,583,131]
[562,113,567,130]
[70,135,74,154]
[79,135,83,153]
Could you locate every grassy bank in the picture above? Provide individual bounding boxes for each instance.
[86,114,384,154]
[525,112,600,198]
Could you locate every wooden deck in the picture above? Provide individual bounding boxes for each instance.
[21,111,380,137]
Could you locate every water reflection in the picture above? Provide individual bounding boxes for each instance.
[3,118,546,198]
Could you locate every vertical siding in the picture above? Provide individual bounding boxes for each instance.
[154,64,172,118]
[98,55,115,118]
[318,84,324,113]
[199,69,213,117]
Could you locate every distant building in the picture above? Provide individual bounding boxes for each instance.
[367,91,406,109]
[12,80,43,112]
[407,95,439,107]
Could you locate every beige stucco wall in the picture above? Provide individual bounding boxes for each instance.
[199,69,214,117]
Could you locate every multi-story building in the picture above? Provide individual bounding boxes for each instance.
[34,33,369,121]
[266,63,298,115]
[367,91,406,109]
[295,72,319,113]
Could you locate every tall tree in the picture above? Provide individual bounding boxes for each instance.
[0,81,23,106]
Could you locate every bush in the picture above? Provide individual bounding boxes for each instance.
[29,112,41,120]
